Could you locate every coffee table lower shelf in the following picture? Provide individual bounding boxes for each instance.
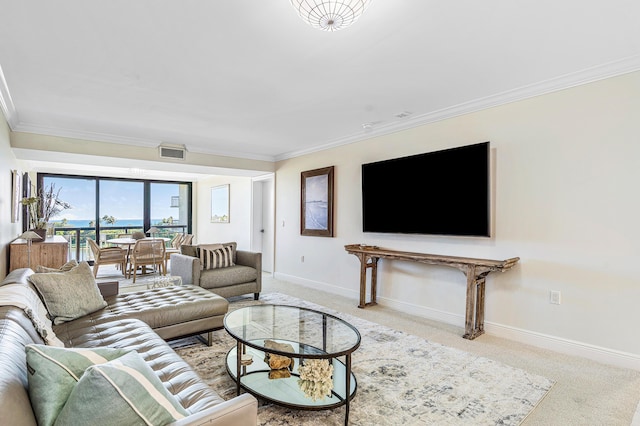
[225,344,357,417]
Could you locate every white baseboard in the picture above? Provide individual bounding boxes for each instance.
[274,272,356,299]
[484,322,640,371]
[273,272,640,371]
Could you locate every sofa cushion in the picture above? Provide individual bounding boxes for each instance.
[200,245,234,270]
[53,285,229,339]
[53,318,225,413]
[198,265,258,290]
[25,345,130,426]
[55,351,189,426]
[28,261,107,325]
[0,307,44,426]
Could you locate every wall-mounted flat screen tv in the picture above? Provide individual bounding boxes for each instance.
[361,141,490,237]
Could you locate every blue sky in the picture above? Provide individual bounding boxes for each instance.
[45,177,181,222]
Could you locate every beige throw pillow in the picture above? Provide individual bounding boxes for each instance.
[35,259,79,273]
[180,244,198,257]
[28,261,107,325]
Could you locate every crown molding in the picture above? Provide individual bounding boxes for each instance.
[275,54,640,161]
[11,121,277,163]
[0,64,18,129]
[4,55,640,163]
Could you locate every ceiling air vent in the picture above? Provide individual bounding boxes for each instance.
[158,144,186,161]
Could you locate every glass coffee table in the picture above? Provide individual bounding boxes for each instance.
[224,304,361,425]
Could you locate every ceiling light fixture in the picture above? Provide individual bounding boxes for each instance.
[290,0,372,32]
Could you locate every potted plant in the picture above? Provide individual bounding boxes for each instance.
[21,183,71,240]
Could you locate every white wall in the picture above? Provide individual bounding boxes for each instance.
[0,112,24,277]
[274,71,640,368]
[194,175,253,250]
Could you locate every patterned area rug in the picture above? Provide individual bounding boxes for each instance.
[171,293,554,425]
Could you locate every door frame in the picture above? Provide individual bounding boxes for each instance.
[251,174,275,274]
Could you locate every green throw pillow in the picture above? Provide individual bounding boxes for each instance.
[54,351,189,426]
[28,261,107,325]
[25,345,131,426]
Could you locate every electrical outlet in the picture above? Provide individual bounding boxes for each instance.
[300,255,304,263]
[549,290,561,305]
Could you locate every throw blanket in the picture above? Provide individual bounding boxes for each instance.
[0,284,64,347]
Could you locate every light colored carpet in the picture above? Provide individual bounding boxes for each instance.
[96,266,640,425]
[259,275,640,426]
[172,293,554,425]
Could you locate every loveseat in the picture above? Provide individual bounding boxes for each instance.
[170,242,262,301]
[0,266,258,426]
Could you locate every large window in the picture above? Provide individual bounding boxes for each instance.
[37,174,192,262]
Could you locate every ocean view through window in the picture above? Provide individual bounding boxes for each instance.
[38,174,192,262]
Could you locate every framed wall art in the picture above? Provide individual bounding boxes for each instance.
[301,166,334,237]
[11,170,21,223]
[211,184,230,223]
[22,172,31,232]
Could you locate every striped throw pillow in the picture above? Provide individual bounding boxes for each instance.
[55,351,189,426]
[26,345,131,426]
[200,245,235,270]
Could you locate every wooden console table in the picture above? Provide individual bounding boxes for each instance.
[344,244,519,340]
[9,235,69,272]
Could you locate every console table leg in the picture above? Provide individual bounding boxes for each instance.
[463,268,488,340]
[358,254,367,308]
[476,277,486,336]
[463,266,477,340]
[357,254,378,308]
[370,258,378,306]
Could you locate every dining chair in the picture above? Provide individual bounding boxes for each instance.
[87,238,127,278]
[182,234,194,245]
[128,239,166,283]
[164,233,184,271]
[115,233,134,267]
[132,231,146,240]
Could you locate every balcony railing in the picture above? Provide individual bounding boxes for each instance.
[52,225,188,262]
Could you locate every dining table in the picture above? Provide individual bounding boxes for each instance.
[106,237,170,277]
[107,237,170,247]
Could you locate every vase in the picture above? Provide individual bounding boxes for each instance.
[30,228,47,242]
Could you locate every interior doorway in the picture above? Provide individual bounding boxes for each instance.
[251,174,275,274]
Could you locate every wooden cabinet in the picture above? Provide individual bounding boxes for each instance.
[9,235,69,272]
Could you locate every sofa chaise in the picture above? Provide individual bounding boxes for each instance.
[0,265,258,426]
[170,242,261,301]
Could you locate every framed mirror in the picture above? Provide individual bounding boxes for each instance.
[211,184,230,223]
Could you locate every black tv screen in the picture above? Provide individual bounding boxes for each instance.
[362,142,490,237]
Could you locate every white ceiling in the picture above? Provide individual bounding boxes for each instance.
[1,1,640,167]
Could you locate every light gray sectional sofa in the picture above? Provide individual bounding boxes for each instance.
[170,242,262,301]
[0,266,257,426]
